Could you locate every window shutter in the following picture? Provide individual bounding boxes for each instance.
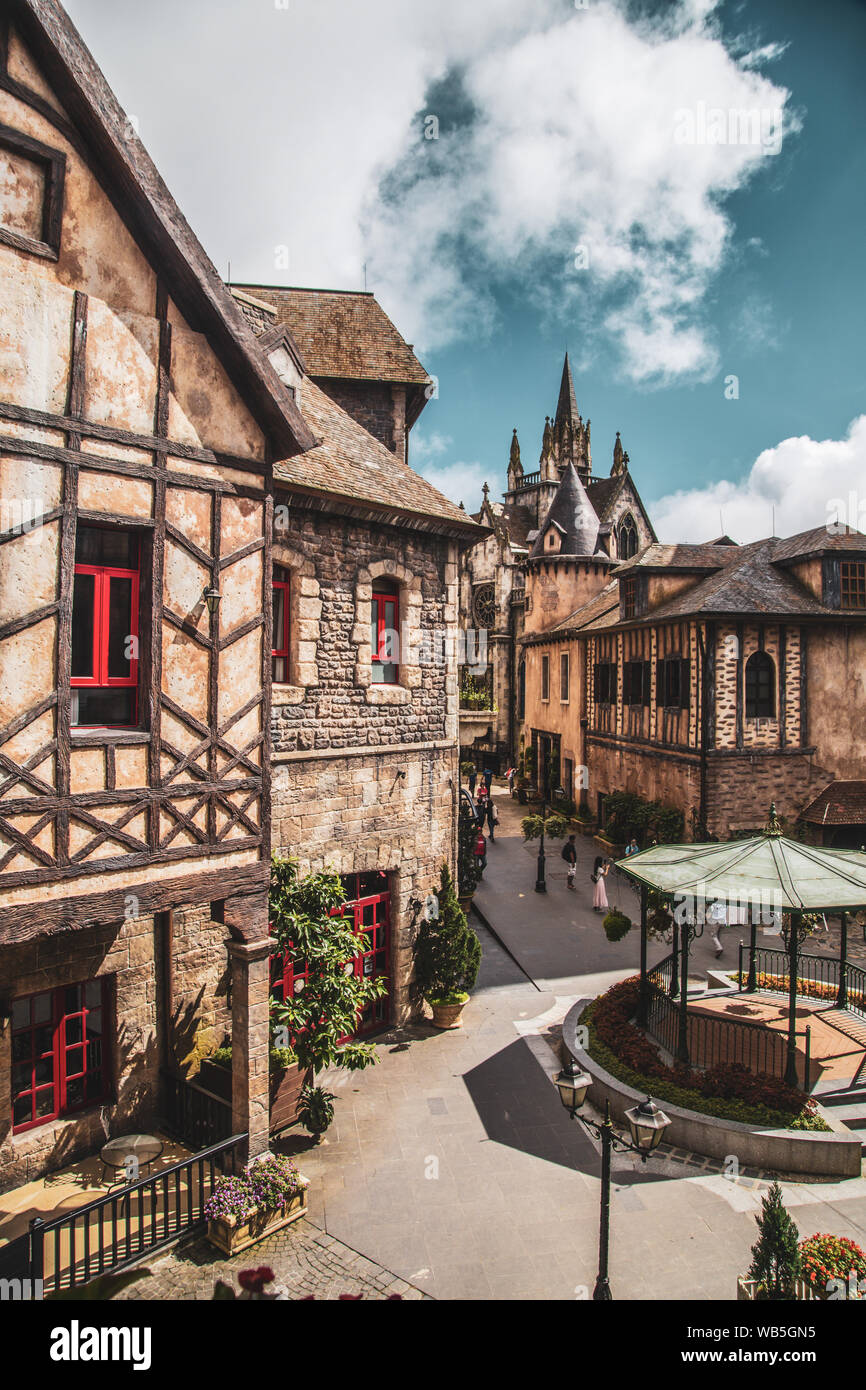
[610,663,617,703]
[642,661,652,706]
[656,659,664,706]
[680,658,690,709]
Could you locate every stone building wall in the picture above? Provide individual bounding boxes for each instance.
[314,378,405,457]
[270,503,460,1024]
[0,902,231,1191]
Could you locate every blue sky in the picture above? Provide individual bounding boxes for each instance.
[65,0,866,541]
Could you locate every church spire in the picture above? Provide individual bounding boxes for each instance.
[554,353,580,431]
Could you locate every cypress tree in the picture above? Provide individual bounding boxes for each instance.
[748,1180,802,1300]
[415,864,482,1004]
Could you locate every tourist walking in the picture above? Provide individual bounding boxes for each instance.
[505,766,516,797]
[485,797,499,841]
[562,834,578,889]
[592,855,609,912]
[467,767,477,797]
[474,827,487,876]
[483,767,494,794]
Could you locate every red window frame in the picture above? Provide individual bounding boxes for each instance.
[11,979,111,1134]
[71,537,140,727]
[272,565,291,683]
[371,585,400,685]
[270,872,391,1041]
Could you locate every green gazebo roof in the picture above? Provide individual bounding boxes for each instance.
[617,814,866,914]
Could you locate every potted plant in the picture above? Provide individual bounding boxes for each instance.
[602,909,632,942]
[205,1155,309,1257]
[198,1045,233,1103]
[414,864,482,1029]
[269,856,387,1139]
[297,1083,336,1140]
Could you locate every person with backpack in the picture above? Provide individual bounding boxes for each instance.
[561,834,578,889]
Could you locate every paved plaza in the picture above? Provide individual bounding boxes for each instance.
[122,788,866,1301]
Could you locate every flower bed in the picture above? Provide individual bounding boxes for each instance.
[585,977,830,1131]
[799,1234,866,1299]
[205,1156,309,1256]
[736,971,866,1013]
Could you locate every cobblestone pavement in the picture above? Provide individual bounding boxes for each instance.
[114,1220,430,1301]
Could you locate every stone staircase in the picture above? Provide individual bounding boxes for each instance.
[814,1008,866,1150]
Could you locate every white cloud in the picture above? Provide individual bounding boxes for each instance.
[66,0,797,388]
[652,415,866,543]
[417,458,489,512]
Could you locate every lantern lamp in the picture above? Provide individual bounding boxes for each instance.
[624,1096,672,1153]
[203,586,222,615]
[555,1060,592,1116]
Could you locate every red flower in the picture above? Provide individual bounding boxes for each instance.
[238,1265,276,1293]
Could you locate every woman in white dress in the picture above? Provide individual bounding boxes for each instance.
[592,856,609,912]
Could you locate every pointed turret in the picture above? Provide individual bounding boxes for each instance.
[551,353,590,481]
[612,431,624,476]
[529,462,602,560]
[507,428,523,491]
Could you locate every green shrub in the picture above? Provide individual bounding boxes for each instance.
[602,791,684,846]
[414,864,482,1001]
[603,909,632,942]
[799,1233,866,1296]
[748,1182,801,1300]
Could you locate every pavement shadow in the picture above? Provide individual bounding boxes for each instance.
[463,1037,670,1185]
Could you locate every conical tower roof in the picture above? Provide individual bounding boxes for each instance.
[554,353,580,429]
[530,461,602,559]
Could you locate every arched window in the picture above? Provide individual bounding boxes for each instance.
[745,651,775,719]
[618,513,638,561]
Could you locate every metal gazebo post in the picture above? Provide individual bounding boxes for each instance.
[637,885,649,1027]
[784,910,802,1089]
[837,911,849,1011]
[677,910,691,1065]
[746,903,758,993]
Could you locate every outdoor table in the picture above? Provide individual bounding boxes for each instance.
[100,1134,163,1186]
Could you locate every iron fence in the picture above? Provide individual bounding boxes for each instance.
[20,1132,248,1296]
[159,1068,234,1152]
[737,944,866,1020]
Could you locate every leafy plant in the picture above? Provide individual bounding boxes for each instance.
[748,1182,802,1300]
[602,791,684,846]
[457,795,482,897]
[298,1084,335,1136]
[521,811,569,841]
[460,761,475,778]
[269,856,387,1085]
[603,909,632,942]
[205,1156,308,1222]
[414,864,482,1004]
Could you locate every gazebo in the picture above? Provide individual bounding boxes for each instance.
[616,807,866,1087]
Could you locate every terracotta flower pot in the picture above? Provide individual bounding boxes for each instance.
[429,996,468,1029]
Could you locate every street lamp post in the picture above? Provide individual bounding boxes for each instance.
[554,1061,671,1300]
[535,781,565,895]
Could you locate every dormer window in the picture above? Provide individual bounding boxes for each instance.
[618,513,638,561]
[841,562,866,610]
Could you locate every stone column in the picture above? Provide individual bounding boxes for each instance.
[224,893,271,1163]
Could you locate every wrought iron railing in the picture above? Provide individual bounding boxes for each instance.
[21,1132,247,1296]
[736,944,866,1020]
[645,970,813,1087]
[160,1069,234,1152]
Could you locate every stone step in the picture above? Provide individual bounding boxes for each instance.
[820,1008,866,1049]
[817,1087,866,1107]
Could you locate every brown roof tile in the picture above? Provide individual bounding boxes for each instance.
[231,285,431,386]
[800,782,866,827]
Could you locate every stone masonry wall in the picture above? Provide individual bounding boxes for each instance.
[272,510,453,754]
[272,746,458,1025]
[0,902,232,1191]
[315,378,402,455]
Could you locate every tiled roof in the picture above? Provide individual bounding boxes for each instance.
[529,463,609,559]
[230,285,431,386]
[643,541,829,620]
[523,581,620,643]
[614,542,737,574]
[800,782,866,827]
[274,379,481,534]
[770,525,866,563]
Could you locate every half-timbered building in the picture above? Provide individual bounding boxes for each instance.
[0,0,319,1187]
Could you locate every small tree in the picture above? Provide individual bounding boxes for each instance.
[269,856,387,1134]
[457,796,482,897]
[748,1181,802,1300]
[414,864,482,1005]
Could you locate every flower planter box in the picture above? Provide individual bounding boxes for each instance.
[207,1189,308,1258]
[737,1276,820,1302]
[269,1062,311,1135]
